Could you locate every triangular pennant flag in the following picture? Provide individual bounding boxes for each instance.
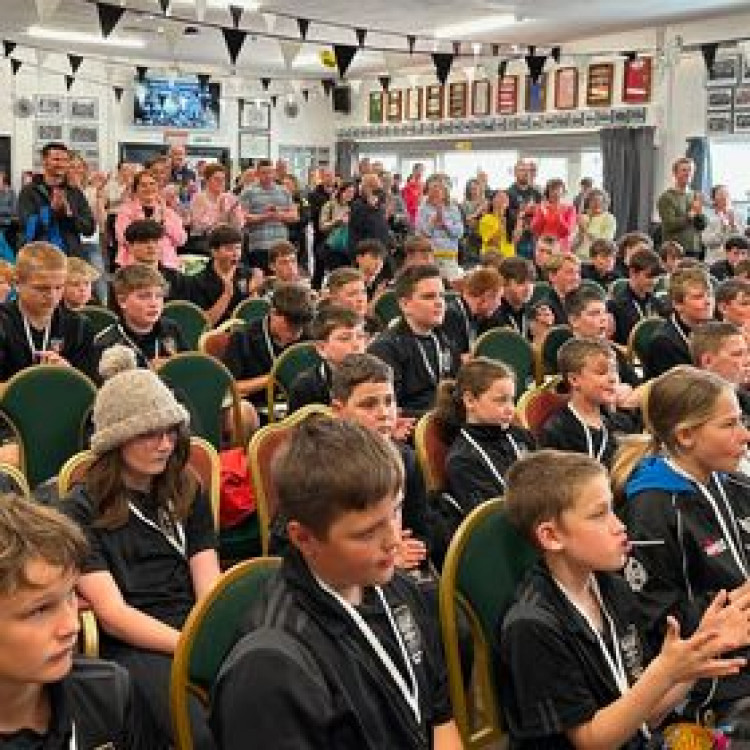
[270,95,278,107]
[229,4,242,28]
[432,52,454,86]
[262,12,275,32]
[701,43,719,74]
[491,44,500,57]
[158,0,170,14]
[452,41,461,56]
[297,18,309,40]
[333,44,357,79]
[525,54,546,84]
[96,3,125,38]
[3,41,16,58]
[378,75,391,92]
[407,35,416,54]
[622,50,637,62]
[551,46,561,64]
[222,27,247,65]
[278,40,301,69]
[113,85,124,102]
[321,78,335,96]
[10,59,22,75]
[68,54,83,73]
[197,73,210,88]
[355,28,366,47]
[498,60,508,79]
[34,0,61,22]
[302,88,309,102]
[136,65,148,82]
[194,0,206,22]
[64,75,74,91]
[261,77,271,90]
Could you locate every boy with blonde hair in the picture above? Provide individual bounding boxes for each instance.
[63,256,100,311]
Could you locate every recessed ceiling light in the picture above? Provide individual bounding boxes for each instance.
[433,14,518,38]
[27,25,146,48]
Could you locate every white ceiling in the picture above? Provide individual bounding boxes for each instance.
[5,0,750,80]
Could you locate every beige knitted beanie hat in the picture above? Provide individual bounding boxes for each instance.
[90,345,189,454]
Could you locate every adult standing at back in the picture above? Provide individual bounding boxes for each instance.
[530,178,578,254]
[506,159,542,259]
[401,162,424,227]
[240,158,298,272]
[18,142,95,258]
[416,175,464,281]
[348,172,390,259]
[657,157,707,260]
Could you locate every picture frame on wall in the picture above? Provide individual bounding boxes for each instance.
[734,86,750,110]
[734,111,750,133]
[68,124,99,147]
[497,75,518,115]
[707,56,740,86]
[34,95,64,118]
[622,57,652,104]
[425,85,444,120]
[368,91,384,124]
[68,97,99,121]
[471,79,491,116]
[743,55,750,84]
[386,90,403,122]
[525,74,547,113]
[34,122,65,143]
[708,87,734,110]
[406,87,423,121]
[554,68,578,110]
[707,111,733,135]
[586,63,614,107]
[449,82,468,118]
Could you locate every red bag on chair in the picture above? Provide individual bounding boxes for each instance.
[219,448,255,529]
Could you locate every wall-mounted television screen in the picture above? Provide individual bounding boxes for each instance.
[134,76,220,129]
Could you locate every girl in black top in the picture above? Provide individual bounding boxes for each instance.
[435,357,535,515]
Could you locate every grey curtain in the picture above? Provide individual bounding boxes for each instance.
[335,140,358,179]
[686,136,711,196]
[600,126,656,233]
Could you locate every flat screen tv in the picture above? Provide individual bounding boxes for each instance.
[133,76,220,129]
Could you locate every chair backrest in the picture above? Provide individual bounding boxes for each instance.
[198,319,245,361]
[439,499,537,748]
[515,384,569,439]
[373,290,401,326]
[233,297,271,325]
[610,277,629,300]
[627,316,665,365]
[266,342,322,424]
[528,280,553,308]
[80,305,119,337]
[0,365,97,488]
[248,404,332,554]
[0,462,31,499]
[170,556,281,750]
[579,279,606,297]
[472,327,534,399]
[163,300,211,350]
[414,410,449,493]
[157,352,241,451]
[539,324,574,378]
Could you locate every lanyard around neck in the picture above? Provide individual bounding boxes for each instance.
[567,404,608,462]
[314,576,421,724]
[664,458,749,579]
[415,332,445,385]
[458,298,475,347]
[128,501,186,557]
[262,315,276,363]
[460,428,522,490]
[22,314,50,358]
[671,314,690,347]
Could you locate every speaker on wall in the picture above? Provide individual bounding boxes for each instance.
[332,85,352,114]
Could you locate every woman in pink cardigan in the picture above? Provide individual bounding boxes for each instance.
[189,163,244,236]
[530,178,577,253]
[115,170,187,269]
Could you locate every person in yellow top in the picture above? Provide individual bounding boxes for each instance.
[478,190,515,257]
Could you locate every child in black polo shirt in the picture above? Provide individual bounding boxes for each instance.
[499,449,750,749]
[287,305,366,413]
[716,277,750,334]
[0,493,151,749]
[540,338,640,468]
[184,224,261,325]
[0,241,95,381]
[710,234,749,282]
[354,238,391,300]
[581,238,620,290]
[223,281,315,409]
[542,252,581,325]
[494,256,536,339]
[368,264,460,417]
[210,416,460,749]
[61,346,220,748]
[93,265,187,377]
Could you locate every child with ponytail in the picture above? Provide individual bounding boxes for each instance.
[614,365,750,728]
[435,357,535,514]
